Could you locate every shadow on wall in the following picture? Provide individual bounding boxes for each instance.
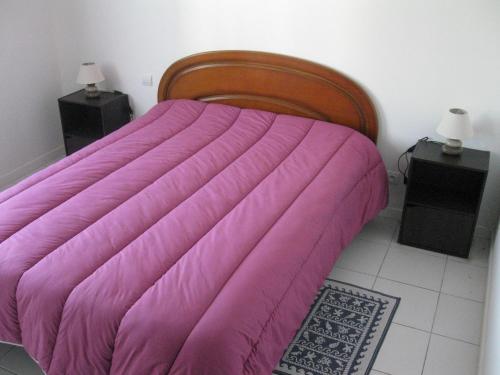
[363,85,409,215]
[100,63,136,114]
[469,113,500,229]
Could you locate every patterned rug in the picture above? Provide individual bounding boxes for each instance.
[273,279,400,375]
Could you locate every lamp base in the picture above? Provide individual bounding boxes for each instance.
[442,138,463,155]
[84,83,100,98]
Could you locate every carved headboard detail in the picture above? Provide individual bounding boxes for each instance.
[158,50,378,142]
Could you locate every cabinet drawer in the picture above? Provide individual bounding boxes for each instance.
[399,204,474,257]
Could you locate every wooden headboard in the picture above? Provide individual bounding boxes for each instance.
[158,50,378,142]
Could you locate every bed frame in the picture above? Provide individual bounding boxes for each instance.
[158,50,378,142]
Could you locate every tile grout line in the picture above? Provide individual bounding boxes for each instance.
[431,332,480,347]
[446,255,489,270]
[390,244,446,259]
[446,253,489,269]
[391,322,480,346]
[375,224,398,278]
[0,346,14,364]
[419,255,448,375]
[335,264,486,304]
[383,225,432,375]
[376,275,440,293]
[0,344,21,375]
[370,224,399,289]
[378,277,484,303]
[369,224,398,375]
[0,364,17,375]
[438,291,484,304]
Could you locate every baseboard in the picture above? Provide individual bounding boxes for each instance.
[380,205,492,240]
[478,222,499,375]
[0,145,65,191]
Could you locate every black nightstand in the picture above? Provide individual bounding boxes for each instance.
[58,90,131,155]
[398,140,489,258]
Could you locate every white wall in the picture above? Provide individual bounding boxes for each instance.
[7,0,500,230]
[479,218,500,375]
[0,0,65,187]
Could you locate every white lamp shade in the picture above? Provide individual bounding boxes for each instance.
[76,62,105,84]
[436,108,473,140]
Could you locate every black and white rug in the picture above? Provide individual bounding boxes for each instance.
[273,279,399,375]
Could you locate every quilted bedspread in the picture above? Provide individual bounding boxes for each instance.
[0,99,387,375]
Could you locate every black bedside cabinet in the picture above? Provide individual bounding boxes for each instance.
[58,90,131,155]
[398,140,489,258]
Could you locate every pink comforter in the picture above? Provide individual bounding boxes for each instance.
[0,99,387,375]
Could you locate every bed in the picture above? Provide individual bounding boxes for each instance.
[0,51,387,375]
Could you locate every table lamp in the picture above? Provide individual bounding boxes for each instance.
[436,108,473,155]
[77,62,105,98]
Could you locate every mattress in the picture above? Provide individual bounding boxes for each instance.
[0,99,388,375]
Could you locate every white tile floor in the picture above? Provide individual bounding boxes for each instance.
[331,216,488,375]
[0,216,489,375]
